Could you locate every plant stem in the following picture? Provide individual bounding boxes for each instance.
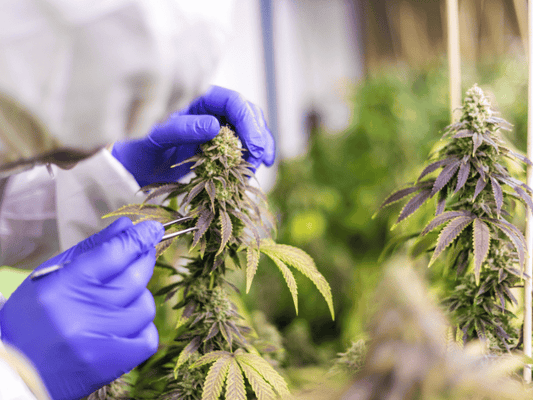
[209,271,215,290]
[524,0,533,382]
[446,0,461,122]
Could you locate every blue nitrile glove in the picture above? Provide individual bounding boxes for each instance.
[111,85,276,187]
[0,217,164,400]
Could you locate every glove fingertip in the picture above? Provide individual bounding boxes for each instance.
[199,115,220,139]
[135,220,164,245]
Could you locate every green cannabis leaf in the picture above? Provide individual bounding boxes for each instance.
[259,239,335,320]
[189,349,289,400]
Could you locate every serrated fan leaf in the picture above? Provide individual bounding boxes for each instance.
[473,218,491,283]
[102,204,180,221]
[192,208,215,248]
[497,218,527,247]
[395,189,433,225]
[505,149,533,166]
[156,238,176,258]
[473,177,487,201]
[219,321,233,350]
[513,185,533,211]
[239,361,276,400]
[375,185,422,213]
[205,322,220,342]
[266,255,298,314]
[182,181,206,208]
[454,161,470,194]
[228,209,261,247]
[430,216,475,266]
[175,308,189,329]
[236,353,290,398]
[202,355,232,400]
[246,247,260,293]
[417,158,457,181]
[453,129,473,138]
[436,190,446,215]
[260,241,334,320]
[490,176,503,215]
[190,351,231,369]
[431,160,461,196]
[217,210,233,255]
[482,133,500,151]
[206,180,216,210]
[421,211,474,235]
[175,336,202,371]
[472,132,483,155]
[226,359,246,400]
[142,183,184,204]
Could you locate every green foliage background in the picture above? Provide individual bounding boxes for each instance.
[244,56,529,372]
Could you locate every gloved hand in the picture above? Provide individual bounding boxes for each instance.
[0,217,164,400]
[111,86,276,187]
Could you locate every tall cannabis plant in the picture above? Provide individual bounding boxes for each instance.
[98,126,334,399]
[377,85,533,352]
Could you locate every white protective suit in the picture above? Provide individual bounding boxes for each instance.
[0,1,234,398]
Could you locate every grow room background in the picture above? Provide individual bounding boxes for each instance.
[2,0,533,397]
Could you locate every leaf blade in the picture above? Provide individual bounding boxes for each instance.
[239,361,276,400]
[265,254,298,315]
[175,336,202,371]
[260,241,334,320]
[431,160,461,197]
[192,208,215,248]
[236,353,290,398]
[395,188,433,225]
[429,216,475,266]
[217,210,233,255]
[421,211,473,236]
[417,157,457,182]
[473,218,491,284]
[473,177,487,201]
[226,359,246,400]
[202,355,232,400]
[190,351,231,369]
[246,247,260,293]
[454,161,470,194]
[490,176,504,216]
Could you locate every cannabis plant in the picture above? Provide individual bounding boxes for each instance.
[343,261,530,400]
[97,126,334,399]
[377,85,533,352]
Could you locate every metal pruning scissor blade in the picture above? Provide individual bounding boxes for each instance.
[161,216,197,240]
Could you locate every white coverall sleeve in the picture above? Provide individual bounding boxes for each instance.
[0,148,143,269]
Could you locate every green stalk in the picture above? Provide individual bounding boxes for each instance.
[446,0,461,122]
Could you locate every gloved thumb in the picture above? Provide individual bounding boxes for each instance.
[148,115,220,149]
[31,217,134,275]
[65,220,164,283]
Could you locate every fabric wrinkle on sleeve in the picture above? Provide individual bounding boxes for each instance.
[0,165,60,269]
[55,148,144,250]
